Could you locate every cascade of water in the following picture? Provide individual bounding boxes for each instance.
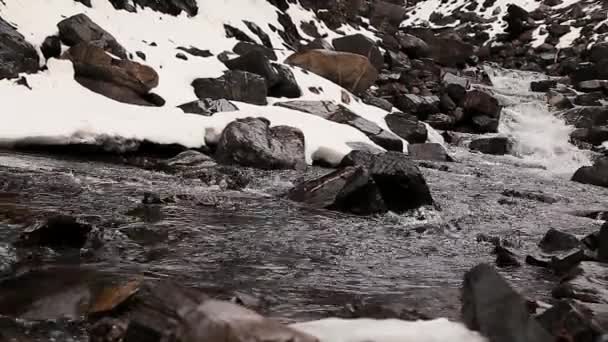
[483,66,591,174]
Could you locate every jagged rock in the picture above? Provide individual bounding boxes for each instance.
[469,137,512,155]
[177,46,213,58]
[572,157,608,188]
[14,215,93,250]
[362,94,393,111]
[494,245,521,268]
[385,112,428,143]
[233,42,276,61]
[243,20,273,48]
[0,17,39,79]
[462,264,554,342]
[108,0,198,16]
[425,113,456,130]
[394,94,440,119]
[224,50,280,86]
[332,34,384,71]
[539,228,580,253]
[590,42,608,64]
[65,43,160,106]
[57,14,127,59]
[224,24,255,44]
[285,49,378,93]
[537,300,607,342]
[177,98,239,116]
[270,64,302,98]
[274,100,339,115]
[407,143,452,162]
[504,4,535,39]
[192,71,268,105]
[215,117,305,170]
[41,35,62,61]
[530,80,558,92]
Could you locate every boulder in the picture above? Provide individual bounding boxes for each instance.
[332,34,384,71]
[41,35,62,61]
[539,228,580,253]
[561,106,608,128]
[396,32,430,59]
[442,73,469,103]
[0,17,39,79]
[340,151,434,212]
[530,80,558,92]
[576,80,606,93]
[233,42,276,61]
[285,49,378,93]
[469,137,513,155]
[537,301,606,342]
[494,245,521,268]
[224,50,280,87]
[192,71,268,105]
[589,42,608,64]
[573,92,605,107]
[425,113,456,130]
[177,46,213,58]
[462,264,554,342]
[570,127,608,146]
[65,43,160,106]
[215,117,305,170]
[177,98,239,116]
[407,143,452,162]
[14,215,93,250]
[553,262,608,307]
[57,14,127,59]
[599,222,608,262]
[108,0,198,16]
[362,94,393,111]
[270,64,302,98]
[394,94,441,119]
[385,112,428,143]
[572,157,608,188]
[504,4,535,39]
[464,90,502,119]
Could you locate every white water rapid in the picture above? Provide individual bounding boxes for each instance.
[484,66,592,175]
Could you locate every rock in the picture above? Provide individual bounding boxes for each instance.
[274,100,339,115]
[41,35,62,61]
[0,17,39,79]
[590,42,608,64]
[288,166,387,215]
[407,143,452,162]
[64,43,160,106]
[574,92,605,107]
[362,94,393,111]
[300,38,334,52]
[158,150,216,173]
[553,262,608,307]
[75,0,92,6]
[177,98,239,116]
[504,4,535,39]
[270,64,302,98]
[462,263,554,342]
[396,32,430,59]
[469,137,513,155]
[177,46,213,58]
[600,223,608,262]
[109,0,198,16]
[14,215,93,250]
[539,229,580,253]
[340,151,434,212]
[224,50,279,86]
[285,49,378,93]
[502,189,558,204]
[233,42,276,61]
[547,91,574,110]
[394,94,441,119]
[561,106,608,129]
[215,117,305,170]
[442,73,469,103]
[425,113,455,130]
[537,300,606,342]
[57,14,127,59]
[243,20,273,49]
[572,157,608,188]
[175,52,188,60]
[494,245,521,268]
[464,90,501,120]
[576,80,606,93]
[192,71,268,105]
[530,80,558,92]
[572,126,608,146]
[385,112,428,143]
[332,34,383,71]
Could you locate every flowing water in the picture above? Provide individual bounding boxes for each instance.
[0,69,607,340]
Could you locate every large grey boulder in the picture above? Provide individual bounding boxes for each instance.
[0,17,39,80]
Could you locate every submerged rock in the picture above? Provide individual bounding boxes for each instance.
[14,215,93,250]
[572,158,608,188]
[469,137,512,155]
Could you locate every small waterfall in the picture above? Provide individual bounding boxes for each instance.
[483,66,591,174]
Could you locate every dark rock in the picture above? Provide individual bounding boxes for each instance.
[439,94,457,112]
[539,228,580,253]
[550,250,592,275]
[573,92,605,106]
[553,262,608,306]
[362,94,393,111]
[300,38,334,52]
[175,52,187,60]
[142,192,162,205]
[494,245,521,268]
[340,151,434,212]
[269,64,302,99]
[57,14,127,59]
[192,71,268,105]
[136,51,146,60]
[407,143,452,162]
[41,36,62,61]
[394,94,440,119]
[442,73,469,103]
[504,4,535,39]
[332,34,383,71]
[14,215,93,250]
[224,50,279,87]
[530,80,558,92]
[385,112,428,143]
[464,90,501,119]
[158,150,216,173]
[177,98,239,116]
[176,46,213,58]
[425,113,455,130]
[144,93,165,106]
[285,49,378,93]
[233,42,276,61]
[572,157,608,188]
[75,0,92,6]
[109,0,198,16]
[599,222,608,262]
[14,76,31,89]
[590,42,608,64]
[501,189,558,204]
[470,137,512,155]
[561,106,608,128]
[215,117,305,170]
[462,263,554,342]
[288,166,387,215]
[224,24,255,43]
[576,80,606,93]
[243,20,273,48]
[396,32,430,59]
[0,17,39,79]
[537,300,606,342]
[547,91,574,110]
[274,100,339,115]
[571,127,608,146]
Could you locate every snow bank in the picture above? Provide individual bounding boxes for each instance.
[290,318,488,342]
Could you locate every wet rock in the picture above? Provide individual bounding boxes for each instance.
[572,157,608,188]
[537,300,606,342]
[470,115,500,133]
[362,94,393,111]
[464,90,501,121]
[288,166,387,215]
[576,80,606,93]
[178,98,239,116]
[340,151,434,212]
[64,43,160,106]
[192,70,268,105]
[394,94,440,119]
[332,34,383,71]
[590,42,608,64]
[160,150,216,172]
[285,49,378,93]
[538,228,580,253]
[501,189,558,204]
[553,262,608,306]
[561,106,608,129]
[216,117,305,170]
[494,245,521,268]
[469,137,512,155]
[462,263,553,342]
[199,166,251,190]
[570,127,608,146]
[425,113,456,130]
[530,80,558,92]
[385,112,428,143]
[57,13,127,59]
[599,223,608,262]
[547,91,574,110]
[407,143,452,162]
[14,215,93,250]
[0,17,40,80]
[177,46,213,58]
[574,92,605,107]
[41,35,62,61]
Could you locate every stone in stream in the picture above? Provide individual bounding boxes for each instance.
[461,263,554,342]
[493,245,521,268]
[599,222,608,262]
[572,157,608,188]
[14,215,93,250]
[539,228,580,253]
[469,137,513,155]
[385,112,428,144]
[530,80,557,92]
[407,143,453,162]
[537,300,607,342]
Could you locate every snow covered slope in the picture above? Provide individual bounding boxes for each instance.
[0,0,404,165]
